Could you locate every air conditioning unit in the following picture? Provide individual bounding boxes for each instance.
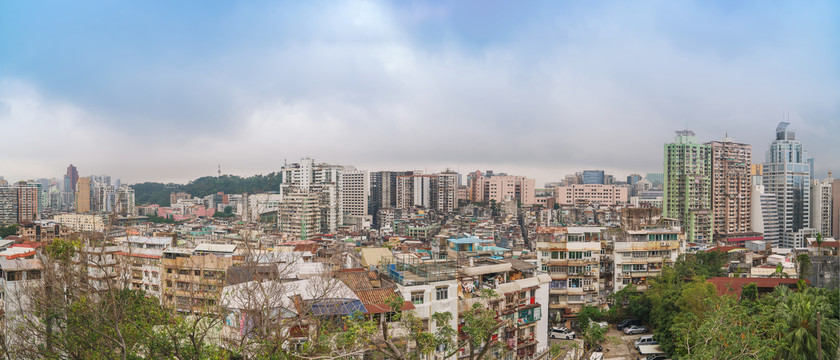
[661,241,668,247]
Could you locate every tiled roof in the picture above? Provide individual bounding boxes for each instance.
[706,277,803,297]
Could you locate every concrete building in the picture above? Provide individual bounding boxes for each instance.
[116,185,136,216]
[535,226,601,324]
[0,187,17,225]
[751,185,781,246]
[54,213,107,232]
[75,177,92,213]
[833,177,840,240]
[707,137,752,236]
[244,193,284,222]
[613,212,682,293]
[370,171,417,228]
[466,171,536,205]
[582,170,605,185]
[396,173,458,212]
[763,122,813,247]
[341,168,368,217]
[811,175,833,237]
[16,184,40,222]
[645,173,664,189]
[664,130,713,242]
[280,158,343,233]
[278,192,322,240]
[161,247,239,313]
[555,184,628,206]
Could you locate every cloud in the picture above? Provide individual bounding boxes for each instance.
[0,0,837,185]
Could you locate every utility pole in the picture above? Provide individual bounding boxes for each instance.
[816,310,822,360]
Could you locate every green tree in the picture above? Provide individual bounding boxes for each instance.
[775,289,840,360]
[0,224,17,237]
[795,253,812,279]
[741,283,758,302]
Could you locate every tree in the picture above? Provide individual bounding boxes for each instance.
[814,233,824,287]
[741,283,758,302]
[775,289,840,360]
[0,224,17,237]
[795,253,812,280]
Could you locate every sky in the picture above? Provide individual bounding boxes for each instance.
[1,0,838,186]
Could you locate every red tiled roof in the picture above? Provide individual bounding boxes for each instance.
[810,241,839,248]
[706,277,804,297]
[706,246,745,253]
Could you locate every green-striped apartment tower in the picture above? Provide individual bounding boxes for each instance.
[663,130,714,243]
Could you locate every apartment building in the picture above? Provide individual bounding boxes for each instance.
[707,137,752,236]
[664,130,713,243]
[280,158,343,234]
[75,177,92,213]
[554,184,628,206]
[16,184,40,222]
[612,225,682,293]
[341,168,369,217]
[811,176,833,237]
[161,246,239,313]
[466,171,536,205]
[396,173,458,213]
[0,187,17,225]
[535,226,601,325]
[278,192,322,240]
[457,258,551,359]
[54,213,108,232]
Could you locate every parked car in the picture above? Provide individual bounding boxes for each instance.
[595,321,609,330]
[617,318,641,330]
[645,355,668,360]
[550,327,576,340]
[623,325,648,335]
[634,335,658,349]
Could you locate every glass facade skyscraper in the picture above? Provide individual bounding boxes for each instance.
[763,122,813,247]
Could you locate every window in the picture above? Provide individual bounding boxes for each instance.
[551,251,559,259]
[622,265,631,271]
[569,252,582,260]
[541,264,548,272]
[412,291,424,305]
[436,286,448,300]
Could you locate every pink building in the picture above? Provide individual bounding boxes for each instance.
[555,184,628,205]
[466,171,536,205]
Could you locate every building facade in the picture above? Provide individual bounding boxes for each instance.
[811,176,833,237]
[75,177,92,213]
[466,171,536,205]
[664,130,713,242]
[535,227,601,324]
[763,122,813,247]
[280,158,343,233]
[16,184,40,222]
[554,184,628,206]
[707,137,752,236]
[750,184,781,246]
[0,187,17,225]
[341,168,368,217]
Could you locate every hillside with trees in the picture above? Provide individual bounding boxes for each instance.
[132,173,281,206]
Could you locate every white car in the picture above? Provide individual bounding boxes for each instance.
[634,335,658,349]
[595,321,608,330]
[550,327,576,340]
[623,325,648,335]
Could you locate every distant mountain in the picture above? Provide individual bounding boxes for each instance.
[132,173,281,206]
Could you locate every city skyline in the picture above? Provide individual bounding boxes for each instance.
[1,1,838,186]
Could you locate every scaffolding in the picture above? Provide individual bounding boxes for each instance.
[381,255,456,286]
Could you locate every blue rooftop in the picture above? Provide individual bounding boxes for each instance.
[448,236,493,245]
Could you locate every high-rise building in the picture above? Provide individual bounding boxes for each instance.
[763,122,813,247]
[833,176,840,240]
[645,173,664,189]
[66,164,79,193]
[370,171,406,228]
[395,172,458,213]
[116,185,136,216]
[75,177,92,213]
[16,184,40,222]
[278,192,321,240]
[811,175,833,237]
[707,137,752,236]
[0,187,17,225]
[341,168,368,217]
[751,184,780,246]
[466,170,536,205]
[582,170,605,185]
[279,158,343,234]
[664,130,713,242]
